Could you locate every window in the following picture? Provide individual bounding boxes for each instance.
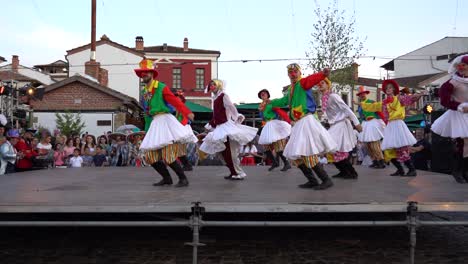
[172,68,181,89]
[341,93,349,106]
[97,120,112,126]
[195,68,205,90]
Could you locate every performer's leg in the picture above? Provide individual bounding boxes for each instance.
[367,141,385,169]
[331,152,350,178]
[390,158,405,176]
[151,160,173,186]
[265,150,279,171]
[168,161,189,187]
[277,151,291,171]
[396,146,416,176]
[221,138,238,179]
[297,160,319,188]
[230,139,245,179]
[311,162,333,190]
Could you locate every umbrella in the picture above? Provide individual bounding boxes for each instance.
[116,124,139,134]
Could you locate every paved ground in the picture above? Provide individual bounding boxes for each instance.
[0,165,467,214]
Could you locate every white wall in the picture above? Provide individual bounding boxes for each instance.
[394,38,468,78]
[33,112,114,136]
[67,44,143,100]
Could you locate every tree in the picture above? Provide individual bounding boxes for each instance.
[305,0,366,93]
[55,112,86,137]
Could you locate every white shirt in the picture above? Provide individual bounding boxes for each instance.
[37,142,52,150]
[324,93,360,126]
[69,156,83,168]
[205,91,241,130]
[243,145,257,155]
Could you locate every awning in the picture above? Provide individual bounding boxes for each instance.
[185,101,212,113]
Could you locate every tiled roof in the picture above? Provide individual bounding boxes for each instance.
[66,35,144,57]
[0,70,36,82]
[142,45,220,55]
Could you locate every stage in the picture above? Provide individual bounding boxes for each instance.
[0,165,467,214]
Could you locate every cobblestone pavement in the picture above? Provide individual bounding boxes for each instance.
[1,213,467,264]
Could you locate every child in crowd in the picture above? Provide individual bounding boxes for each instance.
[69,148,83,168]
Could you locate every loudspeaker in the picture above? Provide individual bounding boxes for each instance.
[429,110,453,174]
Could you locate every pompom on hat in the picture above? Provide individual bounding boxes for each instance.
[382,79,400,95]
[134,59,158,78]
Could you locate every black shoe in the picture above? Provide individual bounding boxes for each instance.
[265,150,279,171]
[153,179,172,186]
[403,160,417,177]
[369,160,377,168]
[280,162,291,172]
[342,160,358,179]
[375,160,386,169]
[224,175,234,180]
[312,164,333,190]
[297,163,319,188]
[151,161,173,185]
[278,151,291,171]
[168,161,189,187]
[332,160,347,178]
[299,181,319,188]
[175,178,189,187]
[390,159,405,176]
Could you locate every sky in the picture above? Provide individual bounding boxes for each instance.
[1,0,467,103]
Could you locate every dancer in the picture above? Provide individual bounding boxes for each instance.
[318,78,362,179]
[257,89,292,171]
[431,55,468,183]
[200,79,258,180]
[356,86,386,169]
[361,80,424,177]
[173,90,198,171]
[268,63,336,190]
[135,59,194,187]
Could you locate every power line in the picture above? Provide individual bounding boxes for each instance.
[61,55,458,68]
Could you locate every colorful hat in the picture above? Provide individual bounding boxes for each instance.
[108,132,127,141]
[257,89,270,99]
[6,129,20,138]
[287,63,301,72]
[134,59,158,78]
[128,131,145,142]
[356,86,370,96]
[382,79,400,95]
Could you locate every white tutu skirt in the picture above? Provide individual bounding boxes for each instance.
[329,119,357,153]
[258,120,291,145]
[283,114,337,160]
[179,124,198,144]
[381,119,416,150]
[140,114,195,151]
[431,110,468,138]
[200,120,258,154]
[359,118,385,142]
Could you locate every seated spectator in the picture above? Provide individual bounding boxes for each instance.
[240,141,261,166]
[410,129,431,171]
[69,149,83,168]
[63,138,76,157]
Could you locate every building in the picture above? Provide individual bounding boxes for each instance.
[0,55,56,86]
[381,36,468,78]
[66,35,220,108]
[66,35,144,101]
[29,74,142,136]
[33,60,69,82]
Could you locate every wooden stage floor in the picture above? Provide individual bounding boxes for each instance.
[0,165,467,214]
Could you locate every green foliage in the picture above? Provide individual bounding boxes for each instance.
[55,112,85,137]
[306,0,366,92]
